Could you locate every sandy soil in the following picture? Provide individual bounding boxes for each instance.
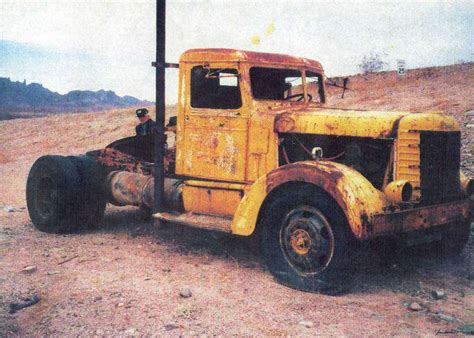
[0,64,473,336]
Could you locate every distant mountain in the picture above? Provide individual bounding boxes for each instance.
[0,77,153,120]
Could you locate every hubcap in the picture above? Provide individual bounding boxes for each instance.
[280,206,334,275]
[290,229,312,255]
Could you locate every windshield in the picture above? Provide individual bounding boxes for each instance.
[250,67,304,101]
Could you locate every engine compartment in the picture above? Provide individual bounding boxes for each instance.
[278,133,393,189]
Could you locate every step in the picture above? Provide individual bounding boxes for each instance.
[153,211,232,233]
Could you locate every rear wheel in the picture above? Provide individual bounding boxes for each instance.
[261,189,356,295]
[27,156,81,233]
[67,156,107,228]
[26,155,106,233]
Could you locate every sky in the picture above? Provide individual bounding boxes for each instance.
[1,0,473,103]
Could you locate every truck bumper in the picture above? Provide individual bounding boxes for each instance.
[369,199,471,238]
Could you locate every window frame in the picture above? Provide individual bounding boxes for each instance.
[249,66,306,102]
[305,70,325,104]
[189,64,244,112]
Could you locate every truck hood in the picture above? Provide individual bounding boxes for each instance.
[273,106,459,139]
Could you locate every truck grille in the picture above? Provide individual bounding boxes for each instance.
[419,131,461,204]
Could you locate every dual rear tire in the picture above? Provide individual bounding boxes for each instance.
[26,155,106,233]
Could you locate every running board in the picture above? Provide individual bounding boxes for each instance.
[153,212,232,233]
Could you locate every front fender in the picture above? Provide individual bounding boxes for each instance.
[231,161,388,239]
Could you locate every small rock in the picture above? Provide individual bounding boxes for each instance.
[46,271,60,275]
[408,302,423,311]
[179,288,192,298]
[21,266,37,274]
[162,268,171,273]
[299,320,314,328]
[117,302,125,307]
[2,205,22,212]
[144,277,151,281]
[431,290,446,300]
[93,296,102,302]
[124,327,137,335]
[164,324,179,331]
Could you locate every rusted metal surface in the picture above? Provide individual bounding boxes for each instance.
[273,108,411,139]
[106,171,154,208]
[383,180,413,203]
[87,148,154,175]
[370,200,470,236]
[180,48,324,71]
[105,171,183,211]
[153,211,232,233]
[231,160,387,238]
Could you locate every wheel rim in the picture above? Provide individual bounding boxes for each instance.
[280,206,335,275]
[36,177,58,218]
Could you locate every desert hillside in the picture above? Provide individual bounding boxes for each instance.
[326,62,473,118]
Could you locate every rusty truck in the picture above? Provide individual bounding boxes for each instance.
[26,48,473,294]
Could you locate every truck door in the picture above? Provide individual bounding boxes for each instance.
[176,63,249,182]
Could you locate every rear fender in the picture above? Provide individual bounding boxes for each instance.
[231,161,388,239]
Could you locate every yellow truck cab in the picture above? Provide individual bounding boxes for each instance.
[26,49,473,294]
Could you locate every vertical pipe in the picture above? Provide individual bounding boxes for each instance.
[154,0,166,213]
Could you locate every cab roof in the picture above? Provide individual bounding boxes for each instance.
[180,48,324,71]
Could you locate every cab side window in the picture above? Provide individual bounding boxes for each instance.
[190,66,242,109]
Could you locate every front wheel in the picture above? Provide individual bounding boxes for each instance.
[261,189,356,295]
[436,221,471,257]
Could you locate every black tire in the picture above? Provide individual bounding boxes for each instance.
[261,188,356,295]
[408,221,471,258]
[67,156,107,228]
[26,156,82,233]
[435,221,471,257]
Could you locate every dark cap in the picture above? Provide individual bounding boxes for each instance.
[136,108,149,118]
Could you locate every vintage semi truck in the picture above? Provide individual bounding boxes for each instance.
[26,49,473,294]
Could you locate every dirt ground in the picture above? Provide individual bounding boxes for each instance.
[1,64,473,336]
